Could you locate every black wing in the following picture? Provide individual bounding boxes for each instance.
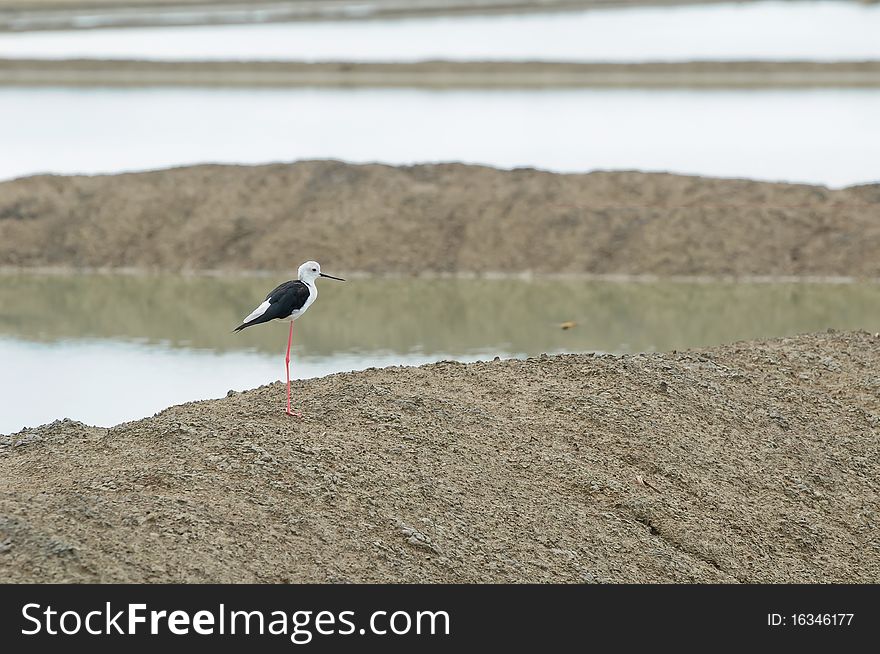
[233,280,310,332]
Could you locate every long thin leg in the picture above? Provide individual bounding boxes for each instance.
[284,321,301,417]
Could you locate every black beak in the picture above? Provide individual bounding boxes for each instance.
[320,273,346,281]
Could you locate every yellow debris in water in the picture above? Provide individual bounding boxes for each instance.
[559,321,577,330]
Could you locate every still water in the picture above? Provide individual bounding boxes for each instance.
[2,272,880,434]
[2,87,878,187]
[1,2,878,62]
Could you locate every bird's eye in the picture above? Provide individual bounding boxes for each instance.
[312,268,317,272]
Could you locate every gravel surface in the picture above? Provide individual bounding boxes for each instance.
[4,59,877,88]
[2,330,878,583]
[2,162,879,277]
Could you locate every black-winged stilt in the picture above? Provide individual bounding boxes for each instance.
[233,260,345,416]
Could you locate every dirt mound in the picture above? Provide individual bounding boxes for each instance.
[4,59,878,88]
[0,0,699,32]
[2,330,878,583]
[1,161,879,276]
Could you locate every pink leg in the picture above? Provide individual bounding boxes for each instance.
[284,321,301,417]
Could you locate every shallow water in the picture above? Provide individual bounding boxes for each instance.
[1,2,878,62]
[2,87,878,186]
[2,272,880,433]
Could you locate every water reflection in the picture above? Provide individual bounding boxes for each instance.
[3,272,880,355]
[3,272,880,433]
[1,2,878,62]
[1,88,879,187]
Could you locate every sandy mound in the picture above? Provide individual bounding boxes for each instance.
[0,0,686,31]
[4,59,878,88]
[1,161,879,277]
[1,330,878,583]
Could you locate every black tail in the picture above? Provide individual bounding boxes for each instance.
[231,310,278,334]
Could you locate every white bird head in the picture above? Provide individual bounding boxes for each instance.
[297,260,345,284]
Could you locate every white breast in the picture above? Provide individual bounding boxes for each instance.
[284,281,317,321]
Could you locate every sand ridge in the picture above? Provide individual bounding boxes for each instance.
[1,330,878,583]
[2,162,879,277]
[3,59,878,88]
